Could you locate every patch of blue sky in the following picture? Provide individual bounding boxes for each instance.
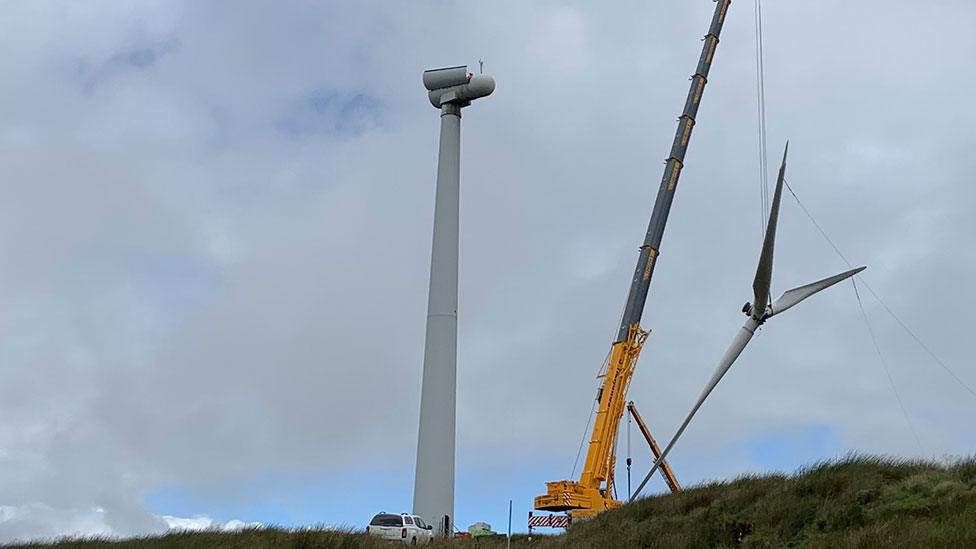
[455,459,563,535]
[638,423,846,496]
[745,423,844,473]
[145,460,562,533]
[144,427,843,533]
[274,90,385,140]
[145,463,414,529]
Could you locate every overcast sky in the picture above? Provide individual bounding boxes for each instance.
[1,0,974,542]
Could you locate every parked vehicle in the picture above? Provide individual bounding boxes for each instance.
[366,513,434,545]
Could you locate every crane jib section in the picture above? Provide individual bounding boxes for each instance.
[616,0,731,343]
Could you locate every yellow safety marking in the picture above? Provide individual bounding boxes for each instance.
[667,161,683,191]
[642,248,658,280]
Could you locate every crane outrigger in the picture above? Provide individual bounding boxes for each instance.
[533,0,732,523]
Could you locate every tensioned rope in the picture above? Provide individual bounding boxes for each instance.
[782,177,976,402]
[853,278,924,452]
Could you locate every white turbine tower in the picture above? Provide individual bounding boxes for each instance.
[413,65,494,537]
[631,143,866,500]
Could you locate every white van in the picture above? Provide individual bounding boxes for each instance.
[366,513,434,545]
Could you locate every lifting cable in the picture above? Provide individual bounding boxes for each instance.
[570,326,618,478]
[783,177,976,403]
[853,278,924,452]
[754,0,771,236]
[570,390,599,479]
[570,356,605,479]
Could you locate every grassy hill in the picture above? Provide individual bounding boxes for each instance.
[6,456,976,549]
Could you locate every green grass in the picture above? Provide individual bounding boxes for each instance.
[7,455,976,549]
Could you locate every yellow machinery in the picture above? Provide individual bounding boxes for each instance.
[628,401,681,494]
[533,0,731,522]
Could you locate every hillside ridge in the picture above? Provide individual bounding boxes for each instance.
[6,455,976,549]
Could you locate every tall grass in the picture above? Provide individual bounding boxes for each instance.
[6,455,976,549]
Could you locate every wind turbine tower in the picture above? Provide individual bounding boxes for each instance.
[414,65,494,537]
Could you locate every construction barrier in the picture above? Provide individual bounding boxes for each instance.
[528,514,570,529]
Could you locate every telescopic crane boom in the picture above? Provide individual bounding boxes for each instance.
[534,0,732,521]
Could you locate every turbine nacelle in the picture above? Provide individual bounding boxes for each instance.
[741,301,769,322]
[424,65,495,108]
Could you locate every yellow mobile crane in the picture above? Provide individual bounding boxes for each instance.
[534,0,731,522]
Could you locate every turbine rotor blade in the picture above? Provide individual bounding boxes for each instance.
[768,266,866,317]
[631,266,866,500]
[630,317,760,501]
[752,142,789,318]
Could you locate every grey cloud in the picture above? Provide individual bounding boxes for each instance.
[0,0,974,541]
[275,91,385,138]
[74,37,180,93]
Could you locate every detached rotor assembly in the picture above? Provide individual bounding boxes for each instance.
[631,144,866,500]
